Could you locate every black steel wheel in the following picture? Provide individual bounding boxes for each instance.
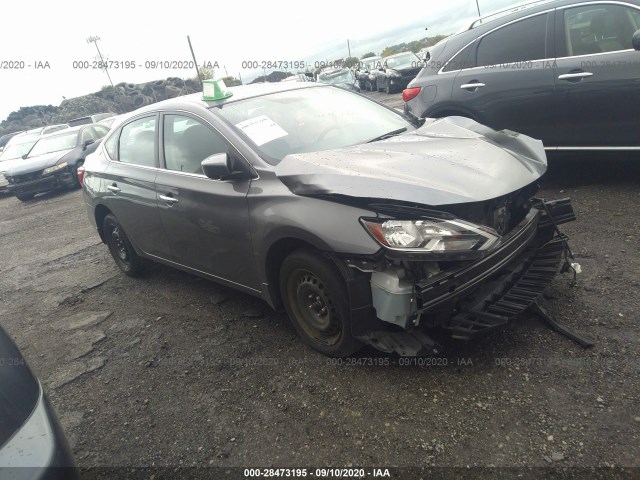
[15,193,34,202]
[280,249,362,357]
[103,213,144,277]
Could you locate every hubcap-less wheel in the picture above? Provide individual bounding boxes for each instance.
[288,269,341,346]
[110,226,129,262]
[103,213,144,277]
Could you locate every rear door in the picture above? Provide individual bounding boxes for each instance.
[100,114,171,258]
[451,11,561,144]
[155,112,259,290]
[553,2,640,148]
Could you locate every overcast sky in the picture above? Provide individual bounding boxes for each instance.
[0,0,519,122]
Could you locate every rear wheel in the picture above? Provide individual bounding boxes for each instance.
[103,213,144,277]
[280,249,362,357]
[15,193,34,202]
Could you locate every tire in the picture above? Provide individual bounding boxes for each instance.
[279,249,362,357]
[15,193,34,202]
[103,213,144,277]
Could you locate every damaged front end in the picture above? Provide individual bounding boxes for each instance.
[340,196,577,356]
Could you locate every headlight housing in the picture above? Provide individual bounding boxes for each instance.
[361,216,501,257]
[42,162,68,176]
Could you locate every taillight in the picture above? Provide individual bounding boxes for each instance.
[77,165,85,186]
[402,87,421,103]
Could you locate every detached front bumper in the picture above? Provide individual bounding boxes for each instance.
[349,199,576,356]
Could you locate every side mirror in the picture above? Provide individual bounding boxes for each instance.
[633,29,640,50]
[201,153,230,180]
[83,139,95,150]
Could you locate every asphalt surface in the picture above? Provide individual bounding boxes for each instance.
[0,92,639,476]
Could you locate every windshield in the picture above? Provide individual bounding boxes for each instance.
[385,53,418,69]
[28,132,78,157]
[0,140,37,161]
[317,70,354,85]
[216,86,411,164]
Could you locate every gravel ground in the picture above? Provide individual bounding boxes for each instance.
[0,93,638,477]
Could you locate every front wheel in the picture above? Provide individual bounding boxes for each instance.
[103,213,144,277]
[280,249,362,357]
[15,193,34,202]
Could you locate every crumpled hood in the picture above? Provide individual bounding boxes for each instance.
[6,150,71,176]
[275,116,547,206]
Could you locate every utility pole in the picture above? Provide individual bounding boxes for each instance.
[187,36,202,87]
[475,0,481,17]
[86,36,113,87]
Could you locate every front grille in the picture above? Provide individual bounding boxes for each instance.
[10,171,42,184]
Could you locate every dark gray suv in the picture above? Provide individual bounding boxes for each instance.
[404,0,640,150]
[83,81,577,357]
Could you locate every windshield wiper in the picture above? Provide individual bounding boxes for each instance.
[366,127,407,143]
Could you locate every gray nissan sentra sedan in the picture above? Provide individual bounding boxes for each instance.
[82,79,577,357]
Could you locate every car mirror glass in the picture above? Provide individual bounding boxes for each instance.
[201,153,231,180]
[83,139,95,150]
[633,29,640,51]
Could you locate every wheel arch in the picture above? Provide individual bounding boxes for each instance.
[94,203,112,243]
[263,233,333,309]
[425,105,480,122]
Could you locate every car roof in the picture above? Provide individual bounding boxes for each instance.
[385,51,417,58]
[132,82,325,114]
[40,125,83,138]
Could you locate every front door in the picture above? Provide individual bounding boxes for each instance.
[155,113,259,290]
[553,2,640,148]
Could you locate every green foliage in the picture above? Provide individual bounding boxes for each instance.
[343,56,360,68]
[198,65,215,80]
[221,76,242,87]
[379,35,449,57]
[361,52,376,59]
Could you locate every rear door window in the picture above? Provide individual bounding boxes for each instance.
[476,13,549,67]
[118,116,157,168]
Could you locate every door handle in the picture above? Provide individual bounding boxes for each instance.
[460,82,486,90]
[107,184,121,193]
[159,194,179,204]
[558,72,593,80]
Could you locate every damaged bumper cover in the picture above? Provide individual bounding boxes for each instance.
[347,198,576,356]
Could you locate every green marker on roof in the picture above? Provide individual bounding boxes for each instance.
[202,78,233,101]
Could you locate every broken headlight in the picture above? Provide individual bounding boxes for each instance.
[361,217,501,255]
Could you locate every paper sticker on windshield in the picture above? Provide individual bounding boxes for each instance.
[235,115,288,146]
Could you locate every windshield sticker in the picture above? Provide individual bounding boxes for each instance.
[235,115,288,146]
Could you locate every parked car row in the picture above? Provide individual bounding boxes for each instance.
[404,0,640,151]
[0,123,110,201]
[354,51,423,93]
